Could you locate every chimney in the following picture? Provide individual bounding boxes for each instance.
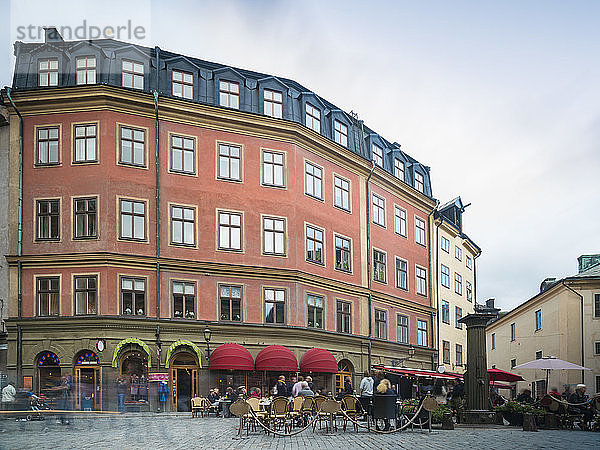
[485,298,495,309]
[44,27,64,43]
[540,277,557,293]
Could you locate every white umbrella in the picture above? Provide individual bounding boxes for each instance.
[514,356,591,394]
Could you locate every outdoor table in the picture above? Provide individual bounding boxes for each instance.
[218,399,233,418]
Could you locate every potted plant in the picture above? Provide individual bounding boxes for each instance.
[494,401,525,426]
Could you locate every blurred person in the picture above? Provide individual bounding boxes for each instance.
[305,376,314,392]
[292,376,304,397]
[116,377,128,413]
[516,388,534,404]
[359,371,374,420]
[275,375,287,397]
[568,384,593,429]
[299,381,314,397]
[374,378,397,431]
[286,376,297,398]
[1,381,16,411]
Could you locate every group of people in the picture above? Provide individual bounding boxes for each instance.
[274,375,318,398]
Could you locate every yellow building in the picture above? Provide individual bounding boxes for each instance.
[486,254,600,397]
[433,198,481,374]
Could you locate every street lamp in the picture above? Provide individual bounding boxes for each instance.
[203,326,212,395]
[408,346,415,359]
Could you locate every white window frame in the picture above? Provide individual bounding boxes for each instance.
[415,216,426,246]
[372,143,383,167]
[334,120,348,147]
[305,103,321,133]
[172,70,193,99]
[372,194,386,227]
[122,60,144,89]
[263,89,283,118]
[219,80,240,109]
[263,216,286,256]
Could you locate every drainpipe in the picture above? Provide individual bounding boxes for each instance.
[434,216,442,369]
[6,88,23,387]
[154,47,161,322]
[562,281,585,383]
[365,159,376,372]
[427,200,439,370]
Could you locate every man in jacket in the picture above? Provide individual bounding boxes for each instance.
[359,371,374,420]
[568,384,592,429]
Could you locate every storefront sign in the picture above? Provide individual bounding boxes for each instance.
[148,373,169,382]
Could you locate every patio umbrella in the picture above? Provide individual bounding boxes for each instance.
[488,368,524,383]
[513,356,591,394]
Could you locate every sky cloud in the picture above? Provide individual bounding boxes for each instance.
[2,0,599,311]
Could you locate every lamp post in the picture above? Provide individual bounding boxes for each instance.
[203,326,212,395]
[394,346,416,367]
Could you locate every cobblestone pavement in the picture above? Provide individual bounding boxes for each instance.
[0,413,598,449]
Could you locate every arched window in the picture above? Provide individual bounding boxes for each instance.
[36,351,61,393]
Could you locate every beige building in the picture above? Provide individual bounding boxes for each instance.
[0,106,8,372]
[486,254,600,397]
[433,198,481,374]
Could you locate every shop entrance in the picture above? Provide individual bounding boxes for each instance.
[119,349,149,404]
[170,352,198,412]
[335,359,354,393]
[74,350,102,411]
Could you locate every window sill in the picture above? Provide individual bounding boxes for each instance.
[217,177,243,183]
[333,205,352,214]
[169,169,197,177]
[305,193,325,203]
[373,278,387,285]
[72,160,99,165]
[334,267,352,274]
[117,162,148,169]
[170,242,197,248]
[262,183,287,189]
[73,236,99,241]
[34,163,61,168]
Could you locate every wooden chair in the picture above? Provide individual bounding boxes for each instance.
[312,396,330,431]
[246,397,267,432]
[190,397,202,418]
[268,396,290,434]
[289,396,305,428]
[301,396,315,426]
[341,395,360,432]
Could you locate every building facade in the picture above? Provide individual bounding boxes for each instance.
[0,29,440,411]
[486,255,600,397]
[0,106,8,373]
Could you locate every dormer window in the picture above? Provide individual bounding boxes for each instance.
[372,143,383,167]
[76,56,96,85]
[264,89,282,118]
[305,103,321,133]
[415,172,424,192]
[38,59,58,87]
[394,158,404,180]
[219,80,239,109]
[122,60,144,89]
[172,70,193,99]
[334,120,348,147]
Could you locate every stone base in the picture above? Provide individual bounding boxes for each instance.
[460,410,503,425]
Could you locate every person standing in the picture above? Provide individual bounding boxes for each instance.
[359,371,374,419]
[343,377,353,395]
[1,381,16,411]
[292,376,304,397]
[286,376,297,398]
[116,377,128,413]
[275,375,287,397]
[305,376,314,392]
[56,375,72,425]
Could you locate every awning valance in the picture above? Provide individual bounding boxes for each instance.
[111,338,152,368]
[255,345,297,371]
[208,343,254,370]
[165,340,203,368]
[375,365,460,380]
[300,348,338,373]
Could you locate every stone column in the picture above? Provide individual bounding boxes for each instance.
[459,313,494,411]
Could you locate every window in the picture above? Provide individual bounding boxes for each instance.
[491,333,496,349]
[307,294,324,328]
[172,70,193,99]
[337,300,351,334]
[306,225,324,264]
[441,300,450,324]
[466,281,473,302]
[170,135,195,174]
[119,126,146,167]
[38,59,58,86]
[535,309,542,331]
[415,172,424,192]
[220,285,242,321]
[373,250,386,283]
[219,80,240,108]
[395,258,408,290]
[218,211,242,251]
[73,124,97,163]
[415,217,426,246]
[173,281,195,319]
[511,323,516,341]
[416,266,427,296]
[442,340,450,364]
[441,265,450,288]
[372,143,383,167]
[417,319,428,346]
[510,358,516,369]
[455,306,463,329]
[74,275,97,315]
[372,194,385,227]
[334,120,348,147]
[36,199,60,240]
[262,150,285,187]
[595,294,600,318]
[466,255,472,269]
[76,56,96,85]
[397,314,408,344]
[74,197,97,239]
[218,143,242,181]
[37,277,59,316]
[333,175,350,211]
[394,206,407,237]
[119,199,146,241]
[454,273,463,295]
[263,89,282,118]
[265,288,285,324]
[596,376,600,395]
[122,60,144,89]
[394,158,404,180]
[305,103,320,132]
[263,217,286,256]
[305,161,323,200]
[455,246,462,261]
[594,341,600,355]
[121,277,145,316]
[335,235,351,272]
[441,236,450,253]
[170,205,195,246]
[535,350,542,360]
[375,309,387,339]
[456,344,463,366]
[37,127,60,165]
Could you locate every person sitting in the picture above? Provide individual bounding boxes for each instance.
[516,388,534,404]
[251,387,261,398]
[568,384,593,430]
[298,381,314,397]
[561,385,572,400]
[374,378,397,431]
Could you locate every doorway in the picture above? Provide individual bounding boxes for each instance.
[170,352,198,412]
[335,359,354,393]
[75,366,102,410]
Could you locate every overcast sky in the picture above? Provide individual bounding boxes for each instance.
[2,0,599,311]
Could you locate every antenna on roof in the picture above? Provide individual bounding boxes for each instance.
[349,110,359,120]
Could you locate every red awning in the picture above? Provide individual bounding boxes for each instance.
[300,348,338,373]
[375,365,461,380]
[488,368,524,382]
[208,343,254,370]
[255,345,298,372]
[491,381,515,389]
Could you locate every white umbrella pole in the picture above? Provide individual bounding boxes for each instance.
[545,369,549,395]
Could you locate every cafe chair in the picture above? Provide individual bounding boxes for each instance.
[289,396,305,428]
[268,396,290,434]
[341,395,361,432]
[190,397,202,418]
